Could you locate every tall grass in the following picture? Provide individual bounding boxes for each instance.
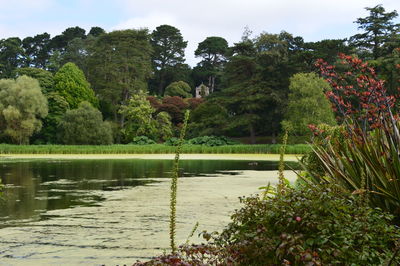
[0,144,310,154]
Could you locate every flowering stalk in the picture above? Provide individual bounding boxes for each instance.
[170,110,190,253]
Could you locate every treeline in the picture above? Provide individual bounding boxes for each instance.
[0,5,399,145]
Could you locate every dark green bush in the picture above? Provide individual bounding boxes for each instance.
[187,136,237,146]
[164,137,187,146]
[130,136,156,145]
[136,185,400,265]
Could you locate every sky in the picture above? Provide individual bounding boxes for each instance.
[0,0,399,66]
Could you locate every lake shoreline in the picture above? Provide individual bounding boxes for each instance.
[0,153,300,161]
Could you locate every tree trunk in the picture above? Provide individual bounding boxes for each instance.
[158,71,166,96]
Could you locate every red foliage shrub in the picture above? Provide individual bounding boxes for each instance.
[158,104,183,124]
[185,98,204,110]
[146,96,162,110]
[316,53,397,132]
[162,96,189,110]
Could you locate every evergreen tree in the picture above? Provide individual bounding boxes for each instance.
[151,25,188,95]
[53,62,98,109]
[350,5,400,59]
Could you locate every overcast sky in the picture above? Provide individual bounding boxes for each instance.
[0,0,399,66]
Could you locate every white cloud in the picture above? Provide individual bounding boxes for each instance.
[113,0,400,66]
[1,0,399,66]
[113,12,177,31]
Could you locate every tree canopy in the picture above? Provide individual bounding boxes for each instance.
[281,73,336,136]
[0,76,48,144]
[53,62,97,109]
[59,101,112,145]
[350,5,400,59]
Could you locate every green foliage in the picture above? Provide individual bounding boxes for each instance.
[21,33,51,69]
[187,136,237,146]
[119,92,158,143]
[164,81,192,98]
[195,37,228,63]
[53,62,98,108]
[0,76,48,144]
[130,136,156,145]
[216,186,400,265]
[195,36,229,91]
[150,25,188,95]
[136,185,400,265]
[58,101,112,145]
[87,29,152,123]
[155,111,173,141]
[16,67,54,93]
[37,92,70,143]
[164,137,184,146]
[188,101,229,137]
[350,4,400,59]
[308,120,400,222]
[282,73,336,136]
[0,143,310,154]
[170,110,190,253]
[0,37,24,78]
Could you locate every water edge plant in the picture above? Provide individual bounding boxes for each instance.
[169,110,190,253]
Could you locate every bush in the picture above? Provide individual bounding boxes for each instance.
[136,185,400,265]
[164,137,185,146]
[58,102,113,145]
[187,136,237,146]
[130,136,156,145]
[164,81,192,98]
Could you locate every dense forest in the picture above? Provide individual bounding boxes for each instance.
[0,4,399,145]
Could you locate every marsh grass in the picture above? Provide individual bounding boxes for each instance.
[0,144,310,154]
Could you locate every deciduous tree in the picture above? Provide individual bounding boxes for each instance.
[0,76,48,144]
[119,92,157,142]
[281,73,336,136]
[59,101,112,145]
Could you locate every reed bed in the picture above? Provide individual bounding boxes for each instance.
[0,144,311,154]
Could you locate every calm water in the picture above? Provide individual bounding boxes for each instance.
[0,159,298,265]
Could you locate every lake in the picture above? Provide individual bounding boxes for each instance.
[0,158,298,265]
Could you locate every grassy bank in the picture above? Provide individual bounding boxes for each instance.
[0,144,310,154]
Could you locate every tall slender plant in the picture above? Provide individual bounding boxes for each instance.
[170,110,190,253]
[277,131,288,194]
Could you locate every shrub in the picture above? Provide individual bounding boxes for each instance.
[164,81,192,98]
[164,137,185,146]
[58,101,113,145]
[185,98,204,110]
[136,185,400,265]
[146,96,162,110]
[131,136,156,145]
[187,136,237,146]
[306,54,400,221]
[155,112,173,142]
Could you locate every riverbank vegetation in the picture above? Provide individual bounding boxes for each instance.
[135,52,400,264]
[0,143,310,154]
[133,5,400,264]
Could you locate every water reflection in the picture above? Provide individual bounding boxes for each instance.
[0,159,298,228]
